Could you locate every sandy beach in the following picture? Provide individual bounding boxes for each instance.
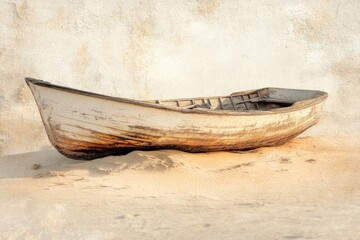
[1,135,359,239]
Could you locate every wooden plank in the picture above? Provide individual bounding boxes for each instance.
[260,98,295,104]
[247,94,255,110]
[230,96,237,110]
[256,90,261,98]
[218,97,223,110]
[254,101,260,110]
[241,95,248,110]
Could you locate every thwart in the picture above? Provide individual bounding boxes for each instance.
[26,78,328,160]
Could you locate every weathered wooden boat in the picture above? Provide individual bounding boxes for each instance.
[26,77,328,160]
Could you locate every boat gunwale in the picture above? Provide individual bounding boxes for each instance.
[25,77,328,116]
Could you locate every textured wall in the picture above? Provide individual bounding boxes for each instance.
[1,0,359,156]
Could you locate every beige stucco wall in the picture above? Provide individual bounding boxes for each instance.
[1,0,359,156]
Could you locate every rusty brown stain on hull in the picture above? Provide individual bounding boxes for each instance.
[53,130,304,160]
[51,117,318,160]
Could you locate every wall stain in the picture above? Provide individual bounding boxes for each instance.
[49,7,69,28]
[18,83,32,103]
[112,6,123,20]
[122,16,154,83]
[13,0,28,20]
[0,46,5,61]
[171,34,185,46]
[102,38,115,66]
[10,0,42,39]
[72,43,90,75]
[330,54,360,112]
[331,55,360,80]
[122,3,155,97]
[196,0,220,20]
[292,0,337,43]
[11,0,34,46]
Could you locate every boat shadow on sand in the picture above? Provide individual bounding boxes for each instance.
[0,145,271,179]
[1,136,327,180]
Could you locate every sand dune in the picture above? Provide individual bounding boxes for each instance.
[0,136,359,239]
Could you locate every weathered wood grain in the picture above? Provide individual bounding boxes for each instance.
[26,78,328,160]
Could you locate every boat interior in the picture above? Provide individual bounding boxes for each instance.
[25,78,325,113]
[148,88,324,111]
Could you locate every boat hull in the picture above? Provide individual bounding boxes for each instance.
[27,79,327,160]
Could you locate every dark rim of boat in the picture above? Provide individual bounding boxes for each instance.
[25,77,328,116]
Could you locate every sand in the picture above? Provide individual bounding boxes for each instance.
[0,135,359,239]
